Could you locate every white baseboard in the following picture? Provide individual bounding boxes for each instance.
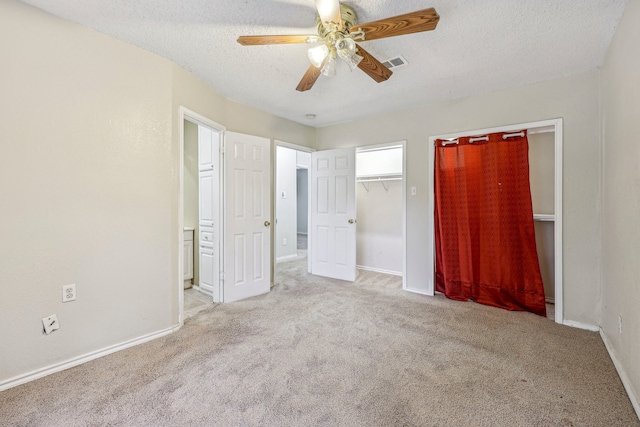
[276,254,299,262]
[545,297,555,304]
[600,329,640,420]
[356,265,402,276]
[0,325,180,392]
[562,319,600,332]
[193,285,212,297]
[403,287,433,296]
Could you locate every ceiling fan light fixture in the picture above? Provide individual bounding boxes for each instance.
[341,52,363,71]
[315,0,342,30]
[336,37,356,54]
[321,57,336,77]
[308,44,329,68]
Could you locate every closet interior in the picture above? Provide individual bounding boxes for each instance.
[355,144,405,278]
[528,127,556,305]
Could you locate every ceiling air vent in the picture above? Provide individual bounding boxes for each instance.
[381,55,408,69]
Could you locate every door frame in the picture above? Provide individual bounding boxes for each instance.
[355,140,407,289]
[274,141,314,274]
[427,118,563,324]
[178,106,225,324]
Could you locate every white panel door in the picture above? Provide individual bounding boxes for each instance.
[310,148,356,281]
[224,131,271,302]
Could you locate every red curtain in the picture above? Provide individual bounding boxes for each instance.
[434,131,546,316]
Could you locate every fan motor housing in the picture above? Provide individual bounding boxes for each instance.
[316,4,358,37]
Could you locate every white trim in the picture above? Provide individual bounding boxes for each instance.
[430,119,561,141]
[178,106,226,322]
[401,141,407,291]
[428,119,564,324]
[404,287,432,296]
[562,319,599,332]
[275,139,315,153]
[0,325,179,392]
[192,284,213,297]
[354,140,407,290]
[356,141,404,152]
[553,119,564,325]
[276,254,299,262]
[600,330,640,419]
[357,265,403,276]
[534,214,555,221]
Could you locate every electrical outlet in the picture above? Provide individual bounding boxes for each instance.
[283,238,287,246]
[63,284,76,302]
[281,191,287,198]
[618,315,622,335]
[411,186,417,196]
[42,315,60,335]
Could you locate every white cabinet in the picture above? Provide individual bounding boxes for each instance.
[183,229,194,287]
[197,124,221,299]
[198,126,215,171]
[199,169,215,228]
[199,247,215,293]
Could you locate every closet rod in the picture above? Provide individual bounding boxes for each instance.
[528,126,555,135]
[437,127,554,146]
[503,131,525,139]
[356,177,403,183]
[469,136,489,143]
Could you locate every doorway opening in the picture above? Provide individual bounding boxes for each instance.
[275,141,407,289]
[178,107,225,324]
[275,141,313,271]
[355,142,407,288]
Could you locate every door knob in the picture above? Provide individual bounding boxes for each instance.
[348,219,356,224]
[264,220,271,227]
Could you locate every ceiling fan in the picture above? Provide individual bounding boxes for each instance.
[237,0,439,92]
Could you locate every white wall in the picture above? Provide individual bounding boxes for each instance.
[296,169,309,234]
[0,0,174,384]
[276,146,298,260]
[317,71,602,326]
[600,0,640,412]
[296,151,311,235]
[356,180,404,274]
[0,0,315,388]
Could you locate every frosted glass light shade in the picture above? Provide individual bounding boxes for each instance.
[315,0,341,27]
[321,58,336,76]
[342,53,363,71]
[336,37,356,54]
[308,44,329,68]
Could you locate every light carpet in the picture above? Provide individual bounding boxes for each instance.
[1,257,638,426]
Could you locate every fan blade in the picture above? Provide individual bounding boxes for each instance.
[237,35,318,46]
[315,0,343,31]
[356,45,393,83]
[351,8,439,41]
[296,61,326,92]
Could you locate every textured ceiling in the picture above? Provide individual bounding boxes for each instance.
[20,0,627,127]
